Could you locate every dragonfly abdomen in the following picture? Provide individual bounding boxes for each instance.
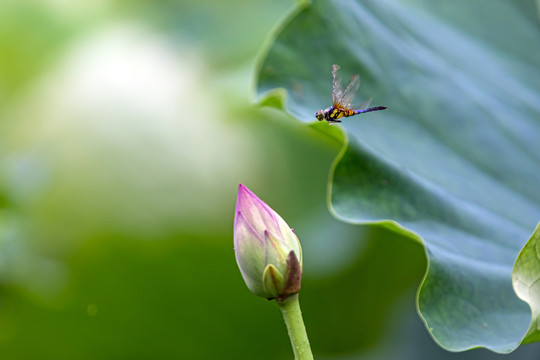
[353,106,388,115]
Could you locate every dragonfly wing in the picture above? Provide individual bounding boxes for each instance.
[352,98,373,111]
[331,64,343,106]
[339,74,360,109]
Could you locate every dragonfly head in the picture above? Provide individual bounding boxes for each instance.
[315,110,325,121]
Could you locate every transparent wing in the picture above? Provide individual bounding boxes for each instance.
[339,74,360,109]
[352,98,372,111]
[331,64,343,107]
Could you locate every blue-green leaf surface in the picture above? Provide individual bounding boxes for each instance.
[256,0,540,353]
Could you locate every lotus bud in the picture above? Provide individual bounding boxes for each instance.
[233,184,302,300]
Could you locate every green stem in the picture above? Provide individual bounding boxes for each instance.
[277,294,314,360]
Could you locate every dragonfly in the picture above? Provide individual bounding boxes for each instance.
[315,64,387,123]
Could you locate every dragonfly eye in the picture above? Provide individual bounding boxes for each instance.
[315,110,324,121]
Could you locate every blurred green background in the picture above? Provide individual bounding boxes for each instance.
[1,0,539,359]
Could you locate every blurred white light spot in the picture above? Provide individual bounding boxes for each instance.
[7,24,256,238]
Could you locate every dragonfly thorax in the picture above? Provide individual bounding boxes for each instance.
[315,106,353,123]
